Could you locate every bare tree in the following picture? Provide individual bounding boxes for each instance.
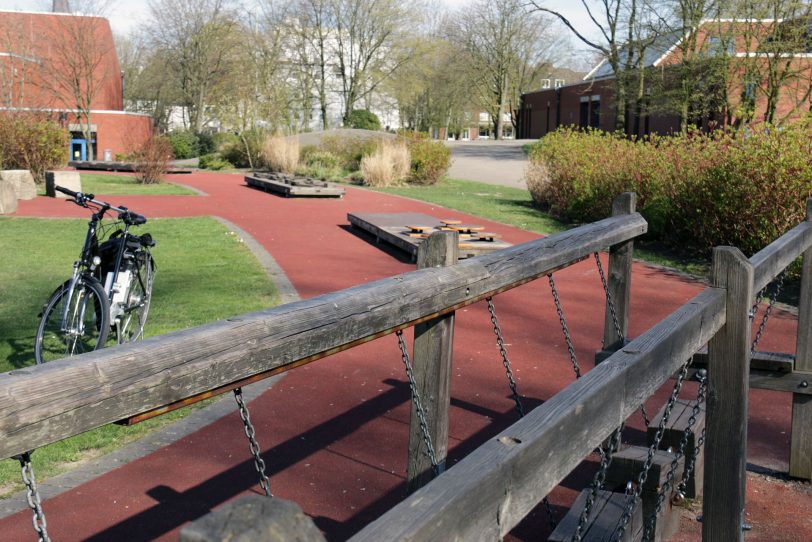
[147,0,241,132]
[527,0,649,132]
[452,0,563,139]
[331,0,419,124]
[0,18,38,107]
[289,0,334,129]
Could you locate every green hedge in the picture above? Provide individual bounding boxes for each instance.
[527,125,812,256]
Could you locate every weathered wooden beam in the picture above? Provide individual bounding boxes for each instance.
[0,212,647,460]
[791,198,812,479]
[602,192,636,353]
[703,247,753,542]
[407,232,458,492]
[750,369,812,395]
[348,288,725,542]
[691,349,793,373]
[750,206,812,293]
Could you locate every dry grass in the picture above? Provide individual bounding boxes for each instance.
[360,140,410,187]
[524,159,551,208]
[261,135,300,173]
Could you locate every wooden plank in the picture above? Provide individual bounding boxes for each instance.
[692,348,793,373]
[408,232,458,493]
[349,288,725,542]
[548,489,643,541]
[0,212,647,459]
[348,212,514,259]
[750,221,812,294]
[646,398,706,498]
[791,198,812,479]
[244,175,345,198]
[602,193,636,353]
[703,247,753,542]
[750,369,812,395]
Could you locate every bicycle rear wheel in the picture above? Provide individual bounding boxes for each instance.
[35,277,110,364]
[116,252,155,343]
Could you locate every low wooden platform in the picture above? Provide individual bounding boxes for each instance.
[347,212,511,260]
[69,161,193,174]
[245,173,345,198]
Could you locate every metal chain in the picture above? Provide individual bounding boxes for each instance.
[234,388,272,497]
[680,426,707,498]
[18,452,50,542]
[594,253,624,345]
[594,254,649,428]
[642,369,708,541]
[396,330,442,476]
[548,274,581,379]
[751,272,785,353]
[486,297,525,416]
[485,298,557,529]
[614,361,690,541]
[572,425,624,542]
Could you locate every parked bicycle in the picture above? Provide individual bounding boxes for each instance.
[34,186,156,364]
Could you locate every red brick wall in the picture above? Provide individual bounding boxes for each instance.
[92,112,152,158]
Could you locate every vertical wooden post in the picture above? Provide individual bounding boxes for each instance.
[703,247,753,541]
[407,231,458,493]
[601,192,636,354]
[790,198,812,479]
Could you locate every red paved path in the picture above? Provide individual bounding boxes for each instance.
[2,172,810,541]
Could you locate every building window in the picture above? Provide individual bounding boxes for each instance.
[541,79,551,89]
[707,36,734,56]
[554,79,565,88]
[743,78,758,100]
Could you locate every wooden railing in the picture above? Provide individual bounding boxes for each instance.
[348,199,812,542]
[0,196,647,460]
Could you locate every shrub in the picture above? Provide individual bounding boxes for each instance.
[221,129,266,168]
[196,132,216,155]
[198,153,233,170]
[528,124,812,256]
[212,132,239,151]
[167,131,199,159]
[133,135,174,184]
[0,113,68,183]
[300,147,342,169]
[360,140,410,187]
[260,135,299,173]
[401,133,451,185]
[320,134,379,170]
[346,109,381,130]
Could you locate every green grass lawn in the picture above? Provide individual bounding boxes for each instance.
[0,216,278,496]
[373,178,710,277]
[39,173,197,196]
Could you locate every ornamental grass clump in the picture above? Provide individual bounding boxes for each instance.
[261,135,299,173]
[360,140,410,187]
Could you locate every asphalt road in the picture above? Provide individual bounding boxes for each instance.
[445,139,531,189]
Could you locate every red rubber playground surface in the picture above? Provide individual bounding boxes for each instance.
[3,172,811,541]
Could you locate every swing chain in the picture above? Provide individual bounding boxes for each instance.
[234,387,272,497]
[18,452,50,542]
[595,254,650,428]
[614,361,690,541]
[396,330,442,475]
[548,275,582,379]
[681,426,707,498]
[594,253,624,345]
[751,272,785,353]
[486,297,525,416]
[572,424,624,542]
[642,369,707,541]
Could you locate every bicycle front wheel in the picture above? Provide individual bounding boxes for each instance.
[35,277,111,364]
[116,253,155,343]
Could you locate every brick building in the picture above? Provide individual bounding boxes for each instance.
[518,19,812,139]
[0,5,151,160]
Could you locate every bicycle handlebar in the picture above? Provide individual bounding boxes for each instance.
[55,185,147,225]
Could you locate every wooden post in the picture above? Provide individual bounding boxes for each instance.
[790,199,812,479]
[407,231,459,493]
[601,192,636,354]
[703,247,753,541]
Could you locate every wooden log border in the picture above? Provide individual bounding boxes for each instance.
[0,213,646,459]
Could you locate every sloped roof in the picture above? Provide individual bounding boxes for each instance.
[584,27,685,80]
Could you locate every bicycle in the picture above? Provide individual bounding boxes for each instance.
[34,185,156,364]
